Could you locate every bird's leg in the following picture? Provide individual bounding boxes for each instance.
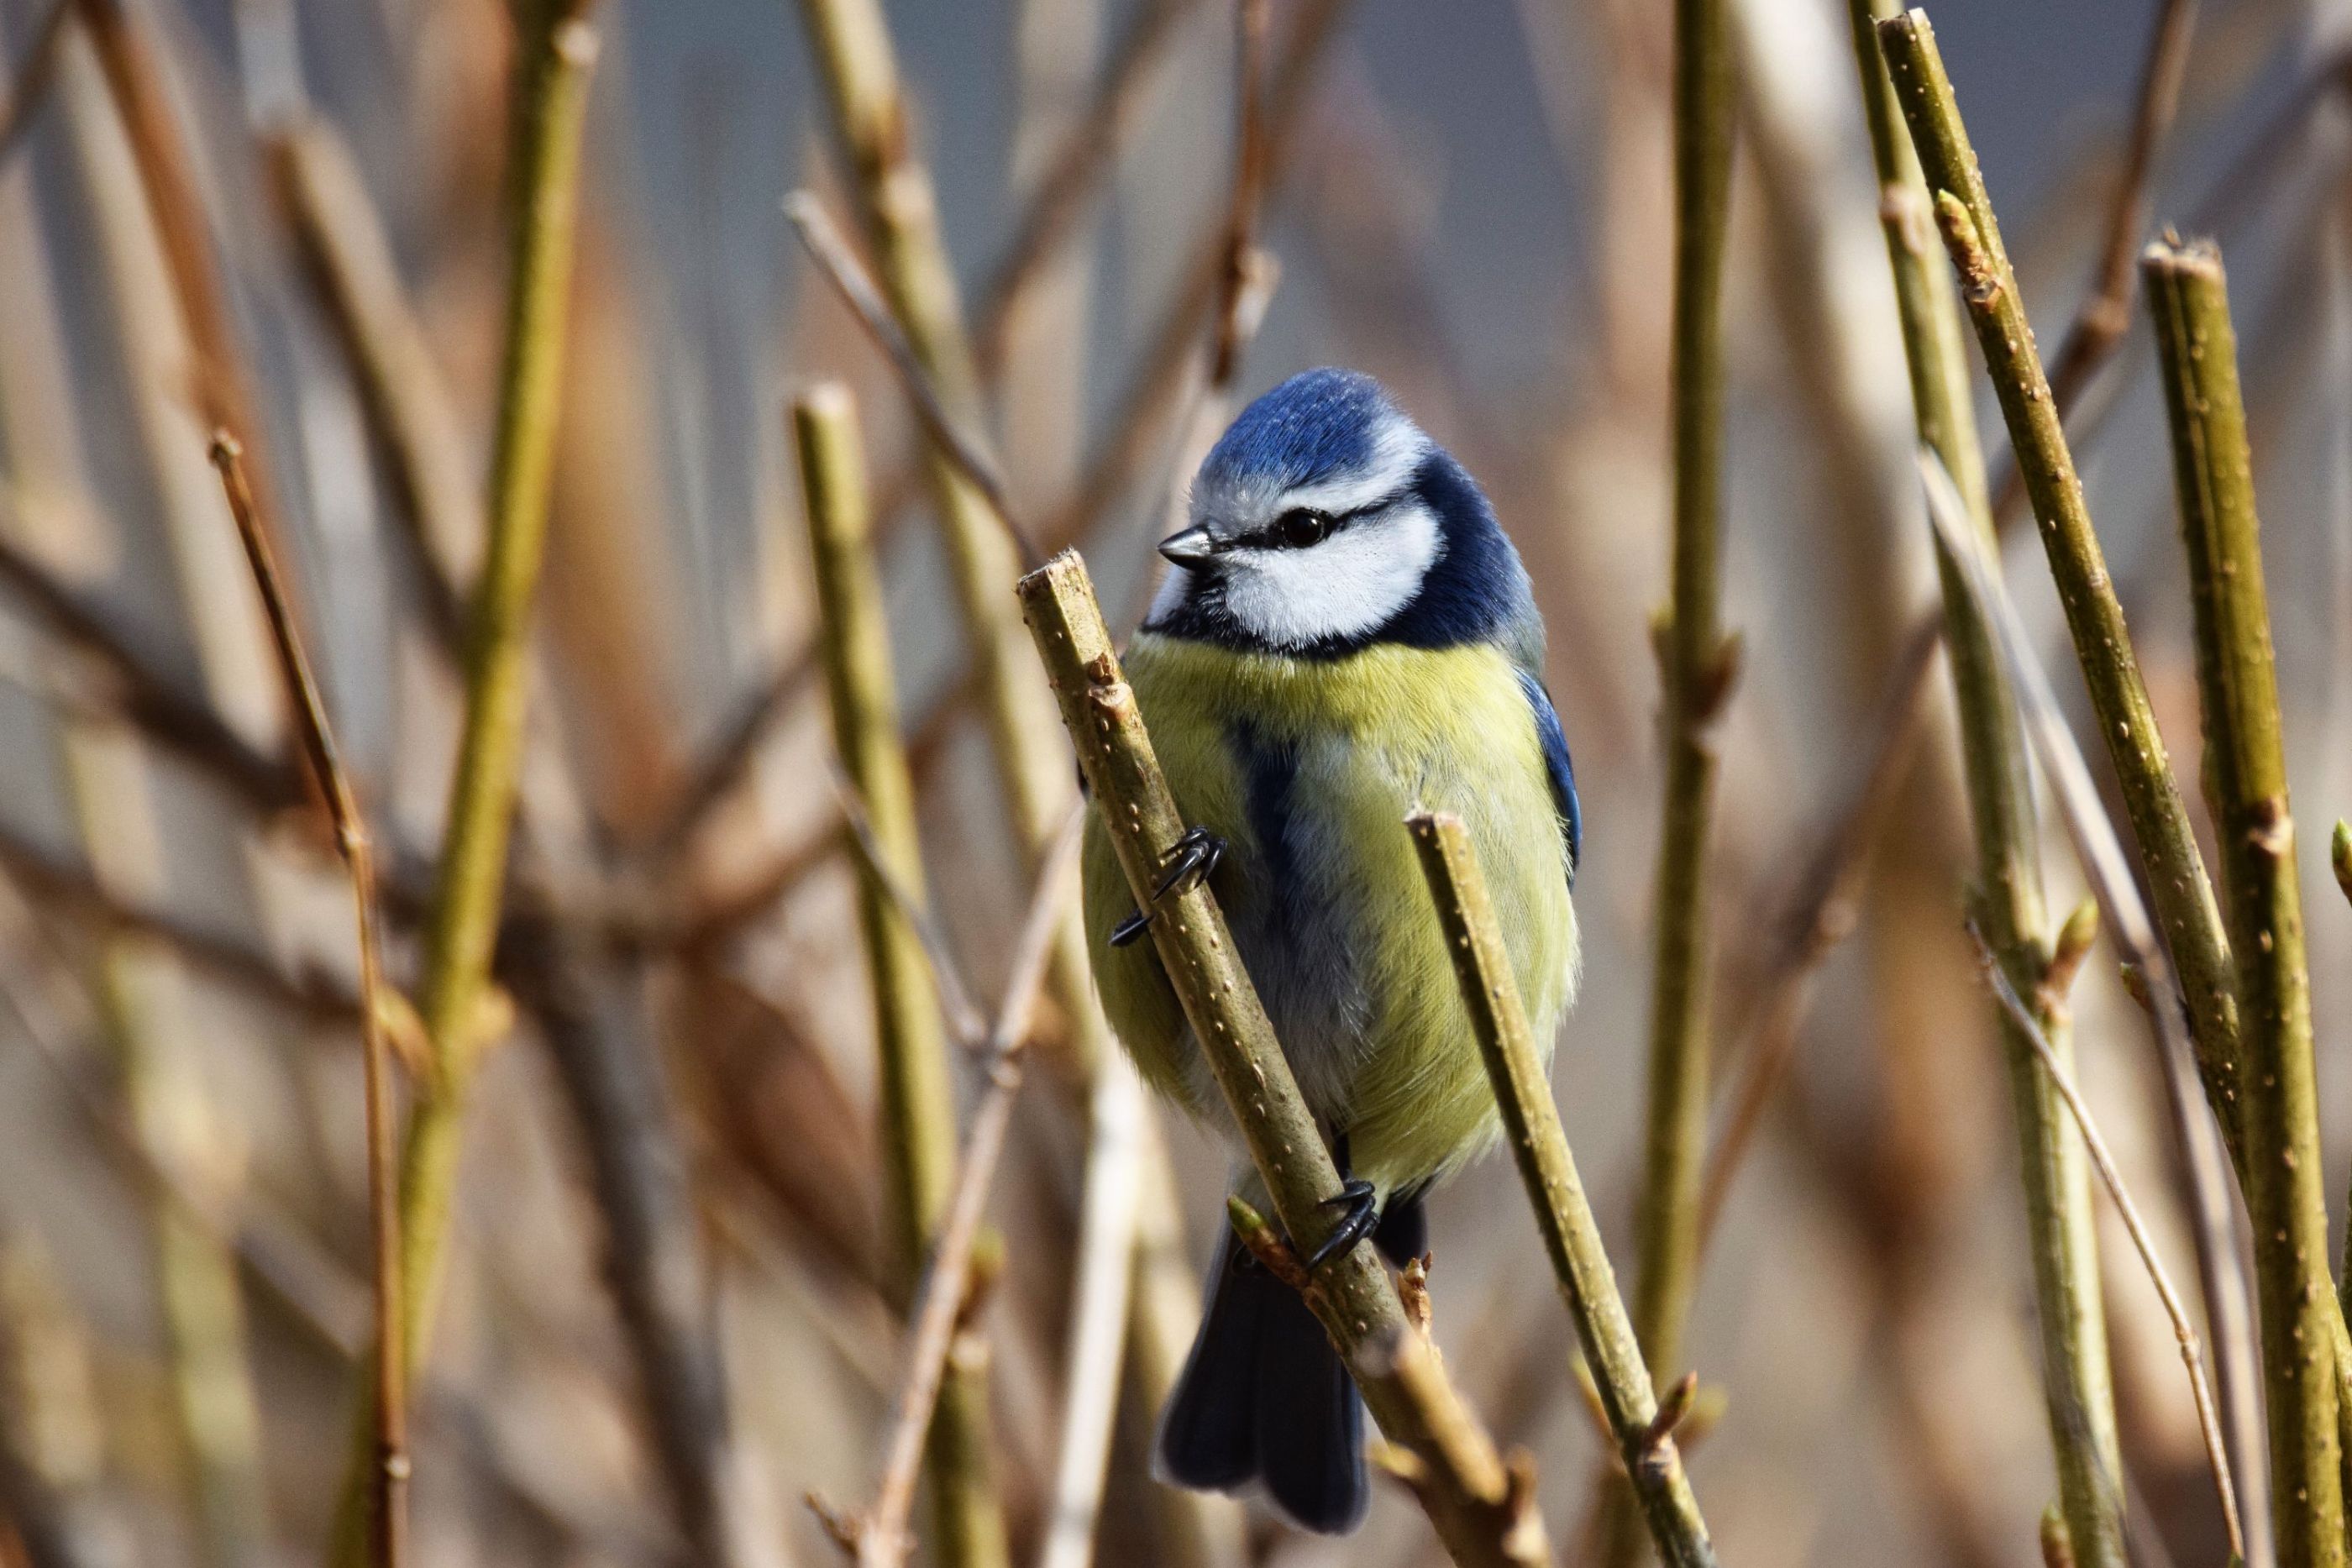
[1105,827,1227,948]
[1306,1180,1378,1270]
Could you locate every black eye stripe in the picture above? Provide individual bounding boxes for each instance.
[1247,496,1394,549]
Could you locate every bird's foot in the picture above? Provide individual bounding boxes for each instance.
[1151,826,1226,900]
[1306,1178,1378,1271]
[1105,827,1226,949]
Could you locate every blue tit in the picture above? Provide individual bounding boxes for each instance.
[1081,367,1582,1534]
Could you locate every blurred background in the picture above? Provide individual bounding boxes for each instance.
[0,0,2346,1564]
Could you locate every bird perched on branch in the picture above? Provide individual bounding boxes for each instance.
[1083,367,1582,1533]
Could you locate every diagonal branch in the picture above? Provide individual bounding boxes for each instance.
[1410,813,1716,1568]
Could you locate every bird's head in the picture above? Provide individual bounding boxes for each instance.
[1145,369,1535,659]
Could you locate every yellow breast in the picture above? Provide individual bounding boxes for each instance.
[1082,633,1579,1192]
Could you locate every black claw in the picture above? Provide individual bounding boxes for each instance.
[1305,1179,1378,1271]
[1151,826,1226,901]
[1109,909,1152,947]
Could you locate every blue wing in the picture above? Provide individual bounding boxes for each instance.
[1515,669,1581,887]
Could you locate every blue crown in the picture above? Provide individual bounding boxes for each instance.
[1197,369,1400,492]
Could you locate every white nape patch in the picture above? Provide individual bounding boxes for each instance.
[1220,500,1443,648]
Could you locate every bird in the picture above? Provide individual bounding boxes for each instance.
[1080,367,1582,1534]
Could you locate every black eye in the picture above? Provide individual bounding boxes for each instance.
[1273,508,1334,548]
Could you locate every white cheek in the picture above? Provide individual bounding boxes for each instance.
[1221,504,1442,648]
[1147,562,1194,624]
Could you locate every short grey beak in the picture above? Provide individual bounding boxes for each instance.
[1158,526,1215,566]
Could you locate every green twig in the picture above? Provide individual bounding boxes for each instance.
[1961,919,2244,1564]
[1609,0,1736,1555]
[1019,553,1552,1568]
[789,8,1231,1560]
[1408,814,1715,1568]
[791,0,1075,894]
[323,9,599,1563]
[798,382,1006,1565]
[1916,448,2276,1568]
[1629,0,1737,1404]
[1852,8,2125,1562]
[2145,235,2344,1567]
[1874,6,2244,1147]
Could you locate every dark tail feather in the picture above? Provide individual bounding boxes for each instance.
[1156,1188,1428,1535]
[1158,1230,1270,1492]
[1251,1271,1365,1532]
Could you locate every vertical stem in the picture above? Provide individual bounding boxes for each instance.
[797,385,1006,1568]
[2146,237,2344,1568]
[207,436,409,1568]
[323,8,599,1562]
[790,6,1230,1561]
[790,0,1104,1078]
[1618,4,1735,1561]
[1848,8,2125,1563]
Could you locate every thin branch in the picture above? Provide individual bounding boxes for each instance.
[832,806,1084,1568]
[785,193,1038,572]
[0,523,298,813]
[1410,813,1716,1568]
[76,0,297,577]
[1035,1051,1147,1568]
[1962,922,2244,1563]
[1020,553,1552,1568]
[1917,448,2271,1568]
[207,433,407,1568]
[974,0,1205,378]
[270,113,480,654]
[324,9,600,1565]
[2040,0,2197,416]
[830,772,989,1049]
[1854,9,2129,1560]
